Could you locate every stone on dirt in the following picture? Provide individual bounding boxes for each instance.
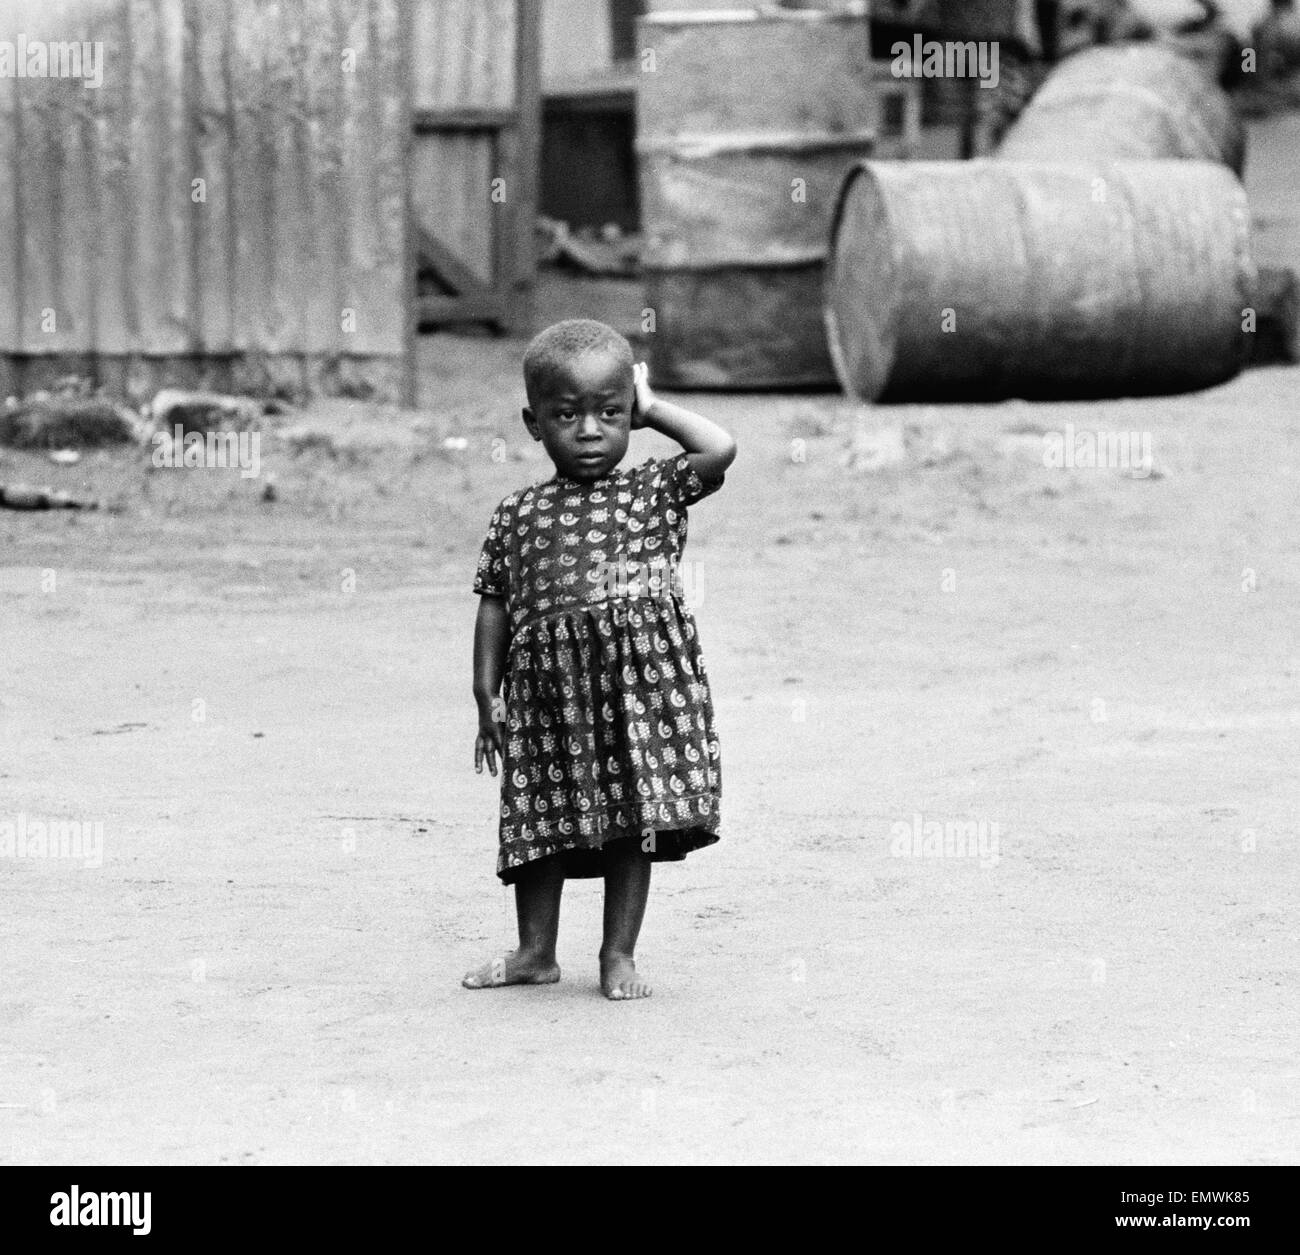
[0,379,142,449]
[842,423,908,473]
[1,482,99,510]
[148,389,266,435]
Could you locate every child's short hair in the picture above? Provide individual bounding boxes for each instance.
[523,319,633,406]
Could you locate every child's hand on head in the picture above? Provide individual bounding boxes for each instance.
[631,362,656,429]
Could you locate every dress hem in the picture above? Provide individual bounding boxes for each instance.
[497,806,720,884]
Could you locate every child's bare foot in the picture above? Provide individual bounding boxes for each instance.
[462,949,560,989]
[600,953,651,1000]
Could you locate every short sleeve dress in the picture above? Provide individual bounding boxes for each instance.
[474,454,723,883]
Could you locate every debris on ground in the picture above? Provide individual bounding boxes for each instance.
[277,424,342,458]
[276,399,442,462]
[917,427,956,468]
[1,482,99,510]
[842,423,908,473]
[147,389,272,436]
[0,377,142,448]
[536,216,642,277]
[785,403,840,440]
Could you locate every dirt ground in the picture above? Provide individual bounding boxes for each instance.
[3,123,1299,1167]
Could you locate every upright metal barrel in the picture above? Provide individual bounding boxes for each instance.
[823,159,1255,402]
[636,5,876,388]
[996,42,1246,172]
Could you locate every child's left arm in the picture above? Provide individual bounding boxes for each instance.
[632,362,737,485]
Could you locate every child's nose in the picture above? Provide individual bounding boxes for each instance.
[577,414,601,438]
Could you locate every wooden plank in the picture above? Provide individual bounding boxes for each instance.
[541,0,614,84]
[414,106,514,131]
[413,0,517,111]
[416,293,507,327]
[541,67,637,103]
[416,225,490,296]
[411,132,495,288]
[636,128,877,157]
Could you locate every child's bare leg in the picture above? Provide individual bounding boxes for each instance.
[462,855,564,988]
[599,837,653,1000]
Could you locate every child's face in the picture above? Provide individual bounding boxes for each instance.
[523,348,633,482]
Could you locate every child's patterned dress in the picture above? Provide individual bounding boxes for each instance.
[474,454,722,883]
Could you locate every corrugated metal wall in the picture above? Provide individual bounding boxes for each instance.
[0,0,409,401]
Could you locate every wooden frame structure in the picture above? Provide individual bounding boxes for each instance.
[411,0,542,334]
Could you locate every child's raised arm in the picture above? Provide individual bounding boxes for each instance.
[631,362,737,485]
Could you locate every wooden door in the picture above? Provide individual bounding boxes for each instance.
[411,0,540,333]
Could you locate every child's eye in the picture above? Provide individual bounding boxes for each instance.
[602,408,622,419]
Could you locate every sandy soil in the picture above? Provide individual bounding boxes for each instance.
[2,118,1298,1167]
[2,344,1296,1165]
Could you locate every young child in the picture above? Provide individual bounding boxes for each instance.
[465,319,736,1000]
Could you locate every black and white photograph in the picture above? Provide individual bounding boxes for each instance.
[0,0,1296,1214]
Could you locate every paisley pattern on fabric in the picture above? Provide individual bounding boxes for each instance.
[474,455,722,883]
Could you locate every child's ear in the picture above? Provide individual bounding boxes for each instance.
[521,406,542,442]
